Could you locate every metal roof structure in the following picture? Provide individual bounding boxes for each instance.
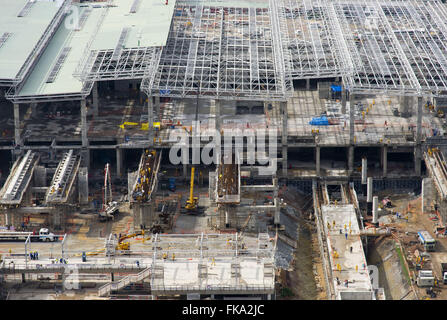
[75,0,177,82]
[275,0,447,97]
[0,0,71,86]
[277,0,344,79]
[4,0,447,103]
[141,0,293,101]
[6,3,101,103]
[332,0,447,97]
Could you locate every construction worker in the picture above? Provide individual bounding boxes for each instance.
[172,253,175,261]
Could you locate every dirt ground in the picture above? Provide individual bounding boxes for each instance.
[375,191,447,300]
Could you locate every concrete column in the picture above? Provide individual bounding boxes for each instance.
[214,100,222,164]
[361,157,367,184]
[147,96,154,145]
[416,97,423,144]
[81,99,88,147]
[281,101,288,176]
[349,94,355,145]
[116,147,123,177]
[215,99,221,133]
[316,146,321,176]
[14,103,22,147]
[415,96,422,176]
[155,96,160,121]
[81,99,89,168]
[372,196,379,224]
[341,86,347,114]
[30,103,37,117]
[348,146,354,173]
[183,163,188,179]
[382,145,388,177]
[306,78,310,90]
[367,177,373,215]
[92,82,99,117]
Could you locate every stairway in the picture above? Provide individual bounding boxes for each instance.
[98,267,151,297]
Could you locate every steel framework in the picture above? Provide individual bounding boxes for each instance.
[141,1,292,101]
[331,0,447,97]
[277,0,344,79]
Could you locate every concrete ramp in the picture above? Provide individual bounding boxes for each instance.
[0,151,39,205]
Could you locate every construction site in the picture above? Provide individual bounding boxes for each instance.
[2,0,447,301]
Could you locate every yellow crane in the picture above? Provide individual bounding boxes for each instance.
[185,167,198,211]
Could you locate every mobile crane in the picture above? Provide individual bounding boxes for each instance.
[184,166,199,212]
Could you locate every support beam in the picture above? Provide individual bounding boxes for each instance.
[81,99,89,168]
[116,148,123,177]
[341,86,346,114]
[361,157,367,184]
[382,146,388,177]
[415,97,423,176]
[348,146,354,173]
[316,146,321,176]
[14,103,21,147]
[92,82,99,117]
[281,102,288,177]
[349,94,355,145]
[147,96,154,145]
[306,78,310,90]
[30,103,37,117]
[155,96,160,121]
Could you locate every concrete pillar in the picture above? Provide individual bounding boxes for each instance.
[316,146,321,176]
[147,96,154,145]
[92,82,99,117]
[348,146,354,173]
[281,101,288,176]
[155,96,160,121]
[81,99,89,168]
[349,94,355,145]
[116,148,123,177]
[367,177,373,215]
[382,145,388,177]
[341,86,347,114]
[183,163,188,179]
[215,99,221,133]
[30,103,37,117]
[415,96,422,176]
[361,157,367,184]
[416,97,423,144]
[372,196,379,224]
[14,103,22,147]
[306,78,310,90]
[81,99,88,147]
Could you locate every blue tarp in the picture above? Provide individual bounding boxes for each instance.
[331,84,342,92]
[309,116,330,126]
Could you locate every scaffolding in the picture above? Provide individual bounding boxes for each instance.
[142,1,292,101]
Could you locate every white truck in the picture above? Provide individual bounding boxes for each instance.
[0,228,57,242]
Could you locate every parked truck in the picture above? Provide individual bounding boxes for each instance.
[418,230,436,251]
[441,263,447,284]
[0,228,57,242]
